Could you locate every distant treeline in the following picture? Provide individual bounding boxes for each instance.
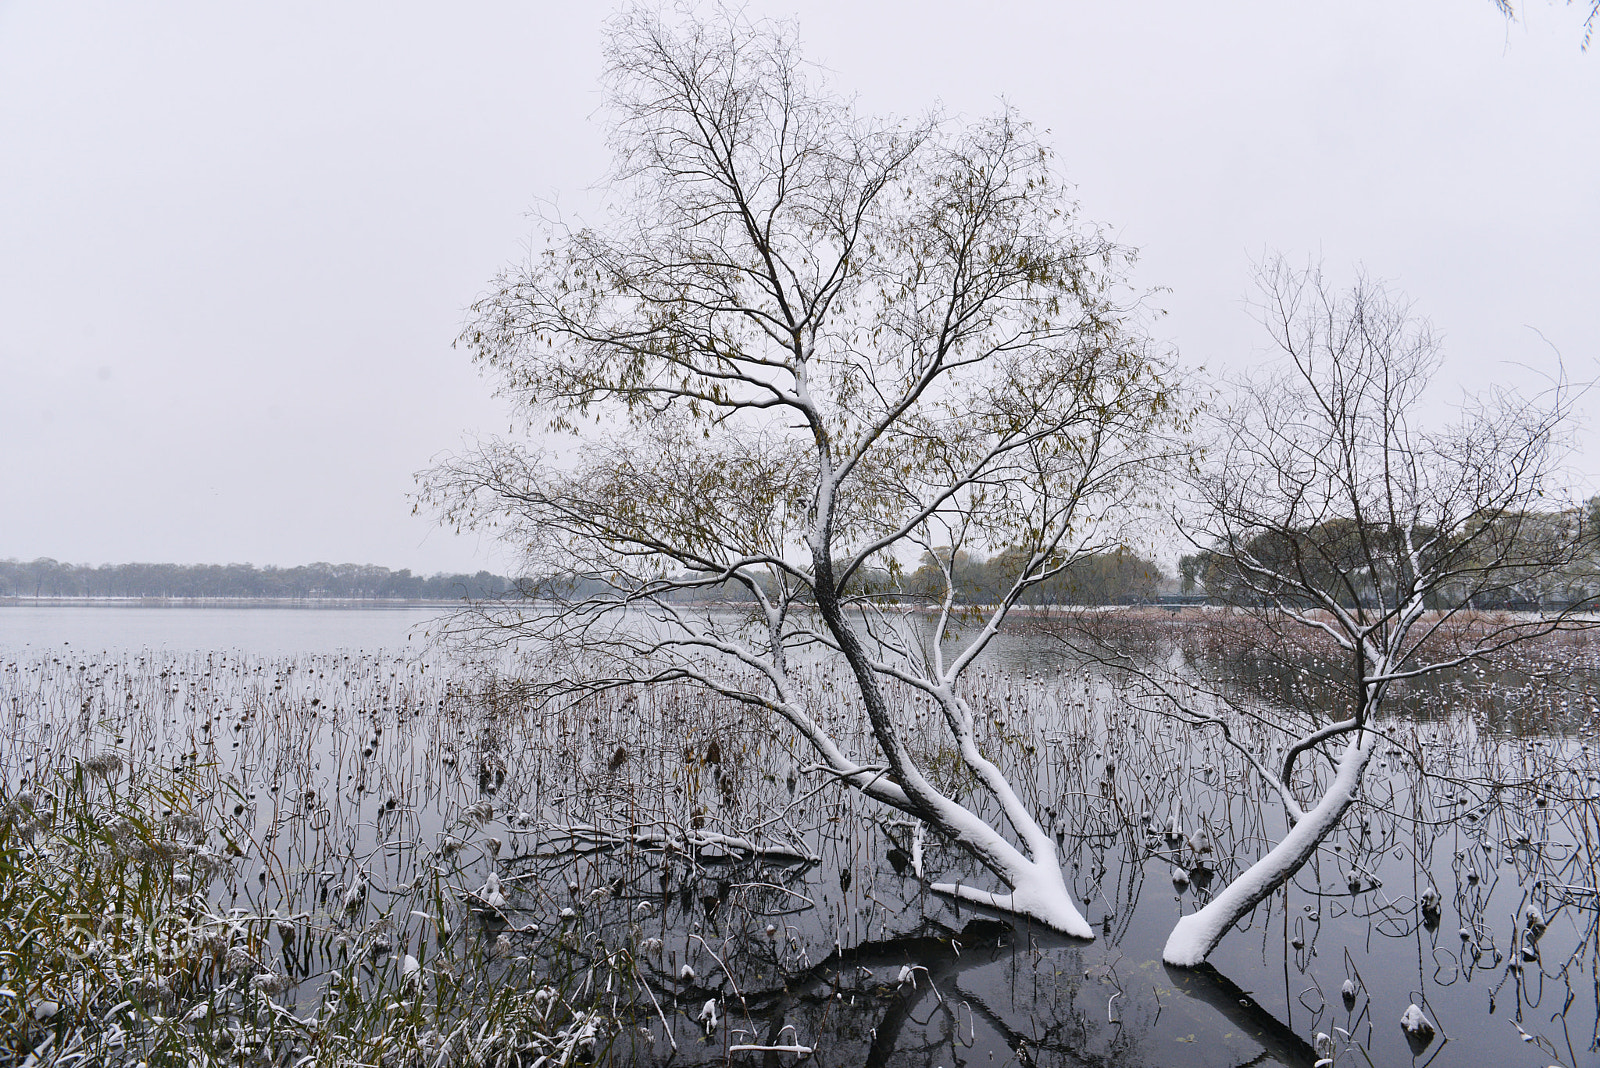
[902,547,1167,606]
[0,559,514,601]
[531,547,1170,607]
[4,547,1169,606]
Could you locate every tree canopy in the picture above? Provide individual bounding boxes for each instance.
[423,8,1180,937]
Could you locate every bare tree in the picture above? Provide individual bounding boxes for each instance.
[1157,258,1591,965]
[420,9,1178,937]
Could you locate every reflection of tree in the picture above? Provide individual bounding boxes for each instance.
[696,919,1067,1067]
[627,918,1026,1064]
[593,902,1325,1067]
[1161,964,1317,1068]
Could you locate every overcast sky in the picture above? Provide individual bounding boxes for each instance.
[2,1,1595,576]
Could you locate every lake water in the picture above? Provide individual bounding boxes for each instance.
[2,606,1596,1067]
[0,604,449,655]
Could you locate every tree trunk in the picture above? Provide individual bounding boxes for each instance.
[932,848,1094,939]
[1162,730,1378,966]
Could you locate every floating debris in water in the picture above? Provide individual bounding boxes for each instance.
[1400,1004,1435,1053]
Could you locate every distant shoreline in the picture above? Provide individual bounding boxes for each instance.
[0,597,467,609]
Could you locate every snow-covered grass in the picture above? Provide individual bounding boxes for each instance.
[0,759,629,1067]
[0,654,642,1067]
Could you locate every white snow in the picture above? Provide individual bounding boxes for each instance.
[1400,1003,1433,1037]
[1164,730,1377,965]
[931,867,1095,940]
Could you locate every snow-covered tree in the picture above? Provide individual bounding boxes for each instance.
[420,9,1177,937]
[1159,259,1590,965]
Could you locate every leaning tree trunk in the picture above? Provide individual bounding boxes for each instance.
[931,851,1094,939]
[812,541,1096,939]
[1162,730,1380,966]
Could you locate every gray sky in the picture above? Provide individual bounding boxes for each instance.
[2,1,1595,576]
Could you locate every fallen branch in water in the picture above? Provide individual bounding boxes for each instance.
[519,821,819,863]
